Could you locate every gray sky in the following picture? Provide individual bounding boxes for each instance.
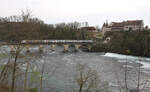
[1,0,150,27]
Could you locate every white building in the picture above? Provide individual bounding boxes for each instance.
[101,20,144,35]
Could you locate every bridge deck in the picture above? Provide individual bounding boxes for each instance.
[21,40,94,44]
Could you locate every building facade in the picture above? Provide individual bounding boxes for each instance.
[80,26,98,32]
[80,26,98,38]
[101,20,144,35]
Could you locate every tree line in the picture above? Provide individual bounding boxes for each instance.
[0,11,92,43]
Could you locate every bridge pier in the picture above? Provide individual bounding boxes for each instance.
[39,45,44,53]
[87,45,92,51]
[75,44,81,51]
[26,45,30,53]
[50,44,56,51]
[63,44,69,52]
[10,45,15,54]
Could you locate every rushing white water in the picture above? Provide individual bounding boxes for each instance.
[103,53,150,61]
[103,53,150,70]
[141,62,150,70]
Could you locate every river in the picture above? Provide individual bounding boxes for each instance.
[0,45,150,92]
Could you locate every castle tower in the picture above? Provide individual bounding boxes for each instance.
[101,20,111,35]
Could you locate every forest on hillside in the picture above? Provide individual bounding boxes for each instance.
[0,11,93,43]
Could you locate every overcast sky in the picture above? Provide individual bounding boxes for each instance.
[1,0,150,27]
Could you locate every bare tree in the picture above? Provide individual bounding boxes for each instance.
[137,57,141,92]
[75,63,108,92]
[23,52,35,92]
[11,45,24,92]
[125,55,128,92]
[20,9,32,22]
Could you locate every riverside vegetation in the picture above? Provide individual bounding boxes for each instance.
[91,31,150,57]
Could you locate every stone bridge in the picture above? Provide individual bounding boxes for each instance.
[8,40,95,52]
